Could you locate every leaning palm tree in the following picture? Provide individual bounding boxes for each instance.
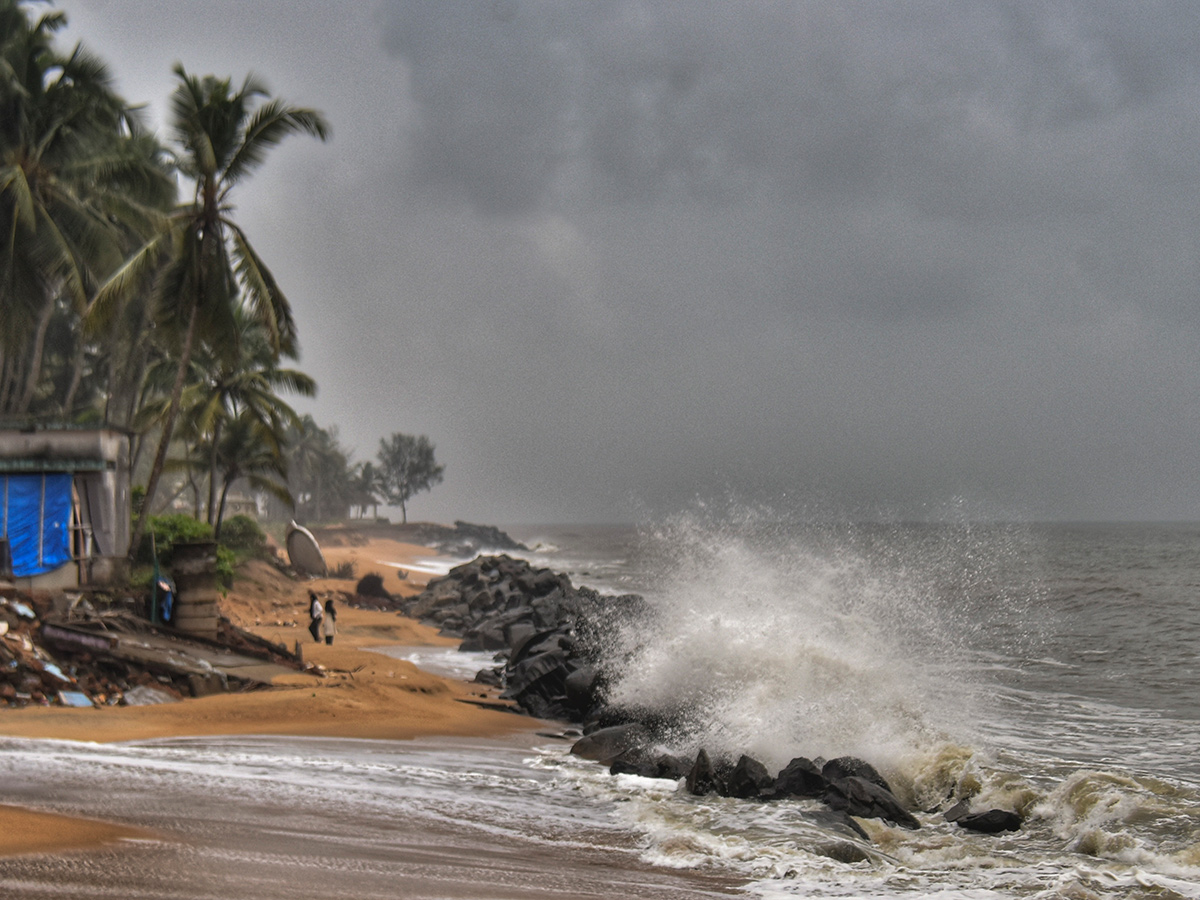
[90,64,328,557]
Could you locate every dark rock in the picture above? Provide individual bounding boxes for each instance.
[458,629,506,653]
[502,649,569,703]
[686,749,733,796]
[563,664,601,715]
[473,667,504,687]
[822,757,893,794]
[727,755,775,799]
[806,809,871,842]
[450,521,528,552]
[652,753,694,781]
[824,776,920,830]
[354,572,392,600]
[508,627,565,669]
[956,809,1022,834]
[942,799,971,822]
[609,756,653,777]
[505,622,537,653]
[570,723,651,761]
[771,757,827,799]
[610,752,694,781]
[814,841,873,864]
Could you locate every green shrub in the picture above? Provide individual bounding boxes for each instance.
[220,515,268,556]
[216,546,236,589]
[137,514,214,566]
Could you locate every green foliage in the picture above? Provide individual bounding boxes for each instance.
[219,514,268,556]
[329,560,356,580]
[0,0,176,420]
[133,513,245,587]
[215,546,236,589]
[137,513,214,566]
[376,433,445,524]
[283,414,355,522]
[106,63,329,558]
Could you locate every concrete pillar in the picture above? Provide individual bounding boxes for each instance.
[171,541,220,638]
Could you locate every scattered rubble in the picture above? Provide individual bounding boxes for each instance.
[0,585,303,709]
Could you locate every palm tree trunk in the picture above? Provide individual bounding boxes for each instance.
[15,293,54,415]
[128,299,200,558]
[0,350,17,413]
[206,419,223,524]
[61,338,86,417]
[214,475,234,541]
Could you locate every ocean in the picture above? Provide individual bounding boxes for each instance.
[2,513,1200,898]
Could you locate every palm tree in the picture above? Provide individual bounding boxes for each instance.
[178,310,315,523]
[91,64,328,557]
[0,1,174,417]
[210,409,291,540]
[349,461,382,520]
[284,414,352,523]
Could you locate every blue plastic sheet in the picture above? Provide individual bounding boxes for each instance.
[1,473,73,577]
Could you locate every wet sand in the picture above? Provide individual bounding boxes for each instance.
[0,804,155,857]
[0,534,529,852]
[0,530,743,897]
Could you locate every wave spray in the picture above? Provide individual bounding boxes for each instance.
[600,503,1034,777]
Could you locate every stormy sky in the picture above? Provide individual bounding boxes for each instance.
[55,0,1200,524]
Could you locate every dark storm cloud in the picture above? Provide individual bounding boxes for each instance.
[381,2,1198,216]
[50,0,1200,522]
[378,0,1200,327]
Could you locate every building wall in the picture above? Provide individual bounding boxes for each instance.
[0,429,131,587]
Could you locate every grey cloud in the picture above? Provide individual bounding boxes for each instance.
[50,0,1200,523]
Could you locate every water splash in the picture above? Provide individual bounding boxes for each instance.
[601,502,1037,775]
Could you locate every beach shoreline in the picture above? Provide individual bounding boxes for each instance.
[0,529,545,859]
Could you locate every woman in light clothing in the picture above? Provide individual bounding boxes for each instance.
[322,598,337,645]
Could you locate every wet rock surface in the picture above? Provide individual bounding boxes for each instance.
[408,550,1025,839]
[402,554,644,721]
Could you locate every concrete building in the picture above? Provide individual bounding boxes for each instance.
[0,428,131,589]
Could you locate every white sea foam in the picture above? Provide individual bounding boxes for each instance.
[599,505,1018,773]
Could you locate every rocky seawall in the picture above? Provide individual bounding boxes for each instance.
[403,552,1023,839]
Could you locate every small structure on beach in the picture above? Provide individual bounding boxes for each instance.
[0,427,131,589]
[286,520,327,576]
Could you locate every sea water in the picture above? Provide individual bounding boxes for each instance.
[510,513,1200,898]
[2,512,1200,898]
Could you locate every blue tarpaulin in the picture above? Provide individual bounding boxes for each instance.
[1,473,73,577]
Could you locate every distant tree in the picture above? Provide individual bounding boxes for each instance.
[349,461,381,520]
[376,433,444,524]
[209,409,291,540]
[283,414,352,523]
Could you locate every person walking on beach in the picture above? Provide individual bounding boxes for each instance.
[322,598,337,645]
[308,591,323,642]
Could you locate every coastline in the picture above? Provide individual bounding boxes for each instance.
[0,529,543,858]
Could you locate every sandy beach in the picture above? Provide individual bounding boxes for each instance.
[0,532,538,858]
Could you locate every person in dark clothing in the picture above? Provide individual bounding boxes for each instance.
[308,591,323,642]
[322,598,337,645]
[157,577,175,625]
